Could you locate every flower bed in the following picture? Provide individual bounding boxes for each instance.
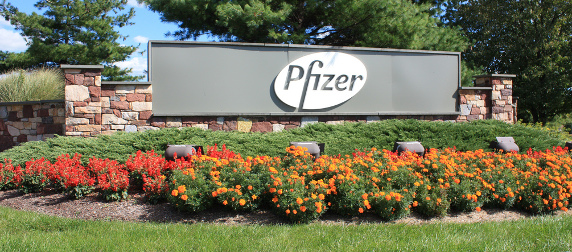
[0,145,570,223]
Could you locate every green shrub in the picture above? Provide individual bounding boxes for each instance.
[0,68,64,102]
[0,120,569,167]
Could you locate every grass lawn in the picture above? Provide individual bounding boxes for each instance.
[1,206,571,251]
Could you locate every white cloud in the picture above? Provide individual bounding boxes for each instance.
[114,56,147,77]
[0,28,28,52]
[134,35,149,44]
[0,19,11,27]
[127,0,145,8]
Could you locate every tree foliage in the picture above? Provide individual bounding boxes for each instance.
[0,0,141,81]
[140,0,467,52]
[445,0,572,123]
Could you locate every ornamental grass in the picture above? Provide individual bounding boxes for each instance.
[1,145,571,223]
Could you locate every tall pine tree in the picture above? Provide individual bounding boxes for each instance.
[140,0,467,52]
[1,0,141,81]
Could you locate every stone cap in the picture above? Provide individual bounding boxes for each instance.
[102,81,151,85]
[60,64,104,69]
[473,74,516,78]
[459,86,493,90]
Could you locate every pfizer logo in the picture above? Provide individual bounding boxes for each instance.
[274,52,367,110]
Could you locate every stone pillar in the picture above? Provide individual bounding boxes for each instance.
[474,74,516,124]
[62,65,103,136]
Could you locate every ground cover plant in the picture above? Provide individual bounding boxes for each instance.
[0,120,569,167]
[1,144,571,223]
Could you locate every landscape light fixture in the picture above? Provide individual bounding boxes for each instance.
[289,141,325,159]
[393,141,425,156]
[493,137,519,152]
[165,144,203,161]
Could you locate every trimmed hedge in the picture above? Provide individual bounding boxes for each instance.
[0,119,569,166]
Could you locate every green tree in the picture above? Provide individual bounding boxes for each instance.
[445,0,572,124]
[140,0,467,52]
[1,0,141,81]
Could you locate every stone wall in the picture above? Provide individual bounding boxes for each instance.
[62,66,516,135]
[0,66,515,151]
[0,101,65,151]
[100,82,153,134]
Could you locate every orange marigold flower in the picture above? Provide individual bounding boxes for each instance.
[248,185,253,190]
[475,207,481,212]
[300,206,307,212]
[358,207,364,213]
[223,200,228,205]
[385,195,392,201]
[272,197,279,203]
[296,198,304,205]
[252,195,258,200]
[426,196,431,201]
[318,194,325,200]
[285,209,291,215]
[236,185,241,190]
[181,195,188,201]
[412,201,419,207]
[454,179,461,184]
[239,199,246,206]
[269,188,277,193]
[292,210,297,215]
[361,193,368,200]
[171,190,178,197]
[177,185,186,194]
[212,191,218,197]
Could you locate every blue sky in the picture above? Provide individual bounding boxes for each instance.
[0,0,207,78]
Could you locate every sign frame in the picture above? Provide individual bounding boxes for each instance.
[148,41,461,116]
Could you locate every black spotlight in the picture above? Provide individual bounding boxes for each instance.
[493,137,519,152]
[165,145,203,161]
[393,141,425,156]
[289,141,325,159]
